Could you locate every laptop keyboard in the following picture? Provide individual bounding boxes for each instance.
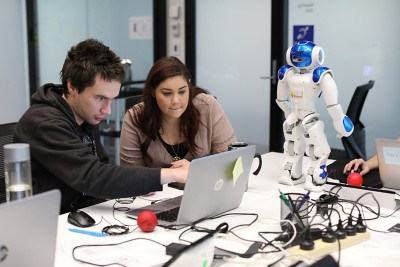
[156,207,180,222]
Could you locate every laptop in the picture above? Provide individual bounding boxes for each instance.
[126,145,256,228]
[375,138,400,190]
[0,190,61,267]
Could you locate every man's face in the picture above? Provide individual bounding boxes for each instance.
[67,75,120,125]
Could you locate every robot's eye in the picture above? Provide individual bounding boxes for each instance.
[292,56,302,62]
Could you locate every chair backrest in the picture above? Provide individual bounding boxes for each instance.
[125,95,142,112]
[342,80,374,159]
[346,80,374,128]
[0,122,18,203]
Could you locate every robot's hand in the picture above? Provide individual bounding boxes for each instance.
[333,118,353,138]
[327,104,354,138]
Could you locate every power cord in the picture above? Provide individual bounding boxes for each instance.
[72,237,167,267]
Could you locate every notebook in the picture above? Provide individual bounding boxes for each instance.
[126,145,256,228]
[375,138,400,190]
[0,189,61,267]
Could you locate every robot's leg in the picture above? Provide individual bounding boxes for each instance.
[302,115,331,192]
[279,120,306,186]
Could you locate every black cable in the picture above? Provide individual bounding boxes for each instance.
[72,237,167,267]
[309,222,341,266]
[322,190,398,236]
[163,225,224,267]
[176,212,277,258]
[137,195,171,204]
[380,205,400,218]
[267,254,287,267]
[332,193,397,234]
[90,198,141,237]
[108,198,146,235]
[258,229,294,253]
[102,225,129,236]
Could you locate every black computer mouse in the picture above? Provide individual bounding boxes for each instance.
[67,210,95,228]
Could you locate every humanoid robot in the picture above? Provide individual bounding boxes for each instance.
[276,41,354,192]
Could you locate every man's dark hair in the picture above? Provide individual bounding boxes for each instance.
[60,38,125,94]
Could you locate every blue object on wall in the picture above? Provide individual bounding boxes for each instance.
[293,25,314,45]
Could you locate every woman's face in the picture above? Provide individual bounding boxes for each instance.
[154,76,189,121]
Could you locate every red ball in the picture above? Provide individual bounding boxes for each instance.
[137,210,158,232]
[347,171,363,187]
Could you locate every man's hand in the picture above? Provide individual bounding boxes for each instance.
[160,160,190,184]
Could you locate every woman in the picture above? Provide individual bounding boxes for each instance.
[120,56,237,168]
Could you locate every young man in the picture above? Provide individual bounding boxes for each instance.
[14,39,188,213]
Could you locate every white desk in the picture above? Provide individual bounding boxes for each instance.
[55,152,400,267]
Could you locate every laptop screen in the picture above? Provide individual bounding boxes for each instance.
[376,138,400,189]
[0,190,60,267]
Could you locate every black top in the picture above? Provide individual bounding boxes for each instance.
[158,133,188,160]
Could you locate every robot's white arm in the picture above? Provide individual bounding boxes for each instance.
[319,73,354,137]
[327,104,353,137]
[276,98,291,119]
[276,67,293,119]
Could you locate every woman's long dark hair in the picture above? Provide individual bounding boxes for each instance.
[132,56,208,163]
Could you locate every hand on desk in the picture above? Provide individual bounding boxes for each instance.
[343,158,371,176]
[161,159,190,184]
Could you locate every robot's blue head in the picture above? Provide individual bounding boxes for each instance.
[287,41,324,69]
[290,41,315,67]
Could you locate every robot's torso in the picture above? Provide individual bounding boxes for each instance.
[278,65,333,120]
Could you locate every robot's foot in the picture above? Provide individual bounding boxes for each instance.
[304,176,325,192]
[279,170,305,186]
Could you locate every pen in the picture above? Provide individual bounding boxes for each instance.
[278,189,290,206]
[279,190,296,222]
[295,191,310,211]
[287,195,305,228]
[69,228,107,237]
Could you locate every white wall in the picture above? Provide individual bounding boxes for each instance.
[288,0,400,158]
[37,0,153,86]
[36,0,88,85]
[0,0,30,124]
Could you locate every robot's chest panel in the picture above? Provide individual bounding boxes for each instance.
[287,73,320,102]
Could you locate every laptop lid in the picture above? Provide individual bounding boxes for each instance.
[126,145,256,227]
[375,138,400,190]
[0,190,61,267]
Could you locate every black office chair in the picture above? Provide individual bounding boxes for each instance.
[0,122,18,203]
[341,80,374,160]
[125,95,142,113]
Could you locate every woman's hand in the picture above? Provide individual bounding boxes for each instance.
[161,159,190,184]
[170,159,190,169]
[343,158,371,176]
